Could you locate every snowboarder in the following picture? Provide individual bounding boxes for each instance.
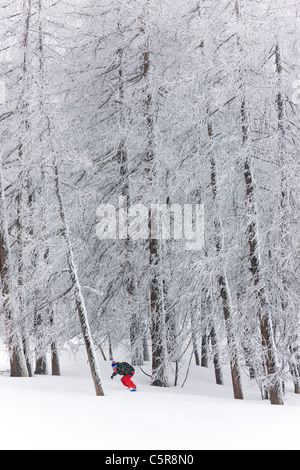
[111,361,137,391]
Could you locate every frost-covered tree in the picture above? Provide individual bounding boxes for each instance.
[0,0,300,405]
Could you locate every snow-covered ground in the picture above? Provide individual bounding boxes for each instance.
[0,345,299,450]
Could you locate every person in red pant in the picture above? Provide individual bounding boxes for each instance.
[111,361,137,391]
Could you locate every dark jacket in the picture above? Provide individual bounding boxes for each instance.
[111,362,135,378]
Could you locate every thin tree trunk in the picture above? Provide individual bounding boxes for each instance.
[241,96,284,406]
[6,0,34,379]
[192,334,200,366]
[0,157,28,377]
[190,309,200,366]
[207,110,243,400]
[53,163,105,396]
[140,29,168,386]
[174,360,179,387]
[51,342,61,376]
[209,325,223,386]
[201,333,208,368]
[235,0,283,405]
[275,43,299,394]
[150,236,168,387]
[219,273,244,400]
[22,336,33,377]
[108,336,114,361]
[143,336,150,362]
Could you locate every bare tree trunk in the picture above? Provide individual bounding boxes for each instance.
[150,235,168,387]
[207,111,243,400]
[143,336,150,362]
[192,333,200,366]
[242,101,284,406]
[209,325,223,386]
[53,163,105,396]
[108,336,114,361]
[5,0,34,378]
[140,27,168,386]
[219,273,244,400]
[51,342,61,376]
[9,337,28,378]
[35,356,48,375]
[0,157,28,377]
[275,43,300,394]
[235,0,283,406]
[201,333,208,368]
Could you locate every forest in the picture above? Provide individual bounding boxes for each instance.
[0,0,300,406]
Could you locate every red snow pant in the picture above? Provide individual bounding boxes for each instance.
[121,372,136,389]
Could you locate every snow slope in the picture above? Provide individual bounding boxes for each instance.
[0,345,299,450]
